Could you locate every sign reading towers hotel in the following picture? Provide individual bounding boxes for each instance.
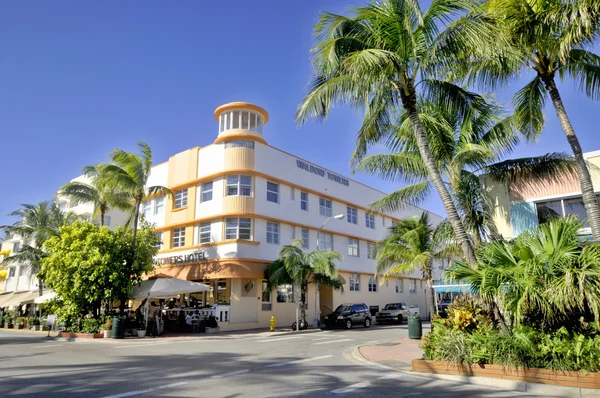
[296,159,350,187]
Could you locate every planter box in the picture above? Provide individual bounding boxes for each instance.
[15,324,24,330]
[4,324,13,329]
[58,332,104,339]
[206,327,220,334]
[30,325,42,331]
[412,360,600,389]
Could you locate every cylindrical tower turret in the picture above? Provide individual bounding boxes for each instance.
[213,102,269,145]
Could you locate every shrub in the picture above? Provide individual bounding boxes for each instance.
[81,317,102,334]
[15,317,24,325]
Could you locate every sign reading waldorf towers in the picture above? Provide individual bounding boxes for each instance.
[154,251,207,266]
[296,159,350,186]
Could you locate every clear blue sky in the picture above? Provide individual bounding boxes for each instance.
[1,1,598,229]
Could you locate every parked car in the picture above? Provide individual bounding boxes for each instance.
[376,303,410,324]
[322,303,372,329]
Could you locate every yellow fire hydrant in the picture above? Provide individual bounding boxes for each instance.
[270,316,276,332]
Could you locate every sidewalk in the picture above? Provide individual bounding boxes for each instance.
[358,338,423,371]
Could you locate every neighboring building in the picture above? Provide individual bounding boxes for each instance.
[484,150,600,239]
[132,102,443,331]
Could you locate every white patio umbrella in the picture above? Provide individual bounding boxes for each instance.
[34,291,57,304]
[129,277,210,331]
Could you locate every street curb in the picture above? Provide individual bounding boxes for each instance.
[263,328,323,337]
[350,345,600,398]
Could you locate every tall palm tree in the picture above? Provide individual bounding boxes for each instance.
[449,216,600,332]
[297,0,506,266]
[470,0,600,238]
[59,166,133,226]
[376,213,457,320]
[265,239,342,330]
[355,99,575,245]
[96,141,171,253]
[1,201,76,296]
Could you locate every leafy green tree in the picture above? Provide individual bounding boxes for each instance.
[265,239,342,330]
[376,213,457,320]
[355,99,575,246]
[59,166,133,226]
[296,0,502,266]
[41,220,159,328]
[1,201,76,295]
[449,216,600,332]
[470,0,600,238]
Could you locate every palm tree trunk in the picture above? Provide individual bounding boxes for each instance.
[402,94,477,266]
[38,277,43,296]
[543,77,600,239]
[131,196,143,251]
[427,279,436,321]
[294,278,300,331]
[100,211,105,227]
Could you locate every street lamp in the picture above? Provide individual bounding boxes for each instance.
[314,213,345,328]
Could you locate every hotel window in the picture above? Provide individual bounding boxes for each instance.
[174,189,188,208]
[365,213,375,229]
[319,197,332,217]
[300,192,308,211]
[154,197,165,215]
[301,228,309,249]
[69,200,80,208]
[367,242,378,259]
[348,238,359,257]
[392,220,398,227]
[396,278,404,293]
[347,207,358,224]
[225,217,252,240]
[409,279,417,294]
[349,274,360,291]
[219,110,263,134]
[143,201,152,218]
[172,227,186,248]
[201,182,213,202]
[319,233,333,251]
[13,243,20,253]
[276,284,294,303]
[290,187,295,201]
[226,175,252,196]
[382,217,386,226]
[266,222,280,244]
[261,280,272,311]
[368,276,378,292]
[266,181,279,203]
[8,267,16,278]
[535,196,592,227]
[224,140,255,149]
[104,215,111,226]
[199,222,211,244]
[154,232,163,250]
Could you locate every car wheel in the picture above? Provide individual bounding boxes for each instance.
[364,318,371,328]
[345,319,352,329]
[397,315,403,324]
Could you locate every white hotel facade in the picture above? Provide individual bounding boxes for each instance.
[2,102,445,331]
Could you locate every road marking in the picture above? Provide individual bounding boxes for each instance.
[331,381,372,394]
[311,338,354,345]
[264,355,333,368]
[26,344,62,349]
[379,373,402,380]
[256,336,303,343]
[210,369,250,379]
[101,382,188,398]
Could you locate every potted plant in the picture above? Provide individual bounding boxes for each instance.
[205,315,220,334]
[3,316,12,329]
[102,318,112,338]
[30,317,42,331]
[15,317,25,330]
[137,321,146,338]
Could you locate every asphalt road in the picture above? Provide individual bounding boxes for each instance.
[0,325,540,397]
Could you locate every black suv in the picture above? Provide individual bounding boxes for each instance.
[323,303,372,329]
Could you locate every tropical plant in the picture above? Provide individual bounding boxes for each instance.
[354,98,575,246]
[265,239,343,330]
[448,216,600,332]
[376,213,457,320]
[296,0,507,265]
[1,201,76,296]
[59,166,133,226]
[467,0,600,239]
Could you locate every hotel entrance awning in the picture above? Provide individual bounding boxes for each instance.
[1,290,39,308]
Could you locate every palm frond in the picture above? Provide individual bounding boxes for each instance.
[485,152,576,184]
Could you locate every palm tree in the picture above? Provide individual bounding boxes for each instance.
[265,239,343,330]
[59,166,133,226]
[448,216,600,332]
[96,141,171,253]
[355,99,575,246]
[376,213,457,320]
[296,0,509,266]
[470,0,600,239]
[1,201,76,296]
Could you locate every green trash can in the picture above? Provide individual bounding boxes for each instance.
[408,312,422,339]
[111,316,126,339]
